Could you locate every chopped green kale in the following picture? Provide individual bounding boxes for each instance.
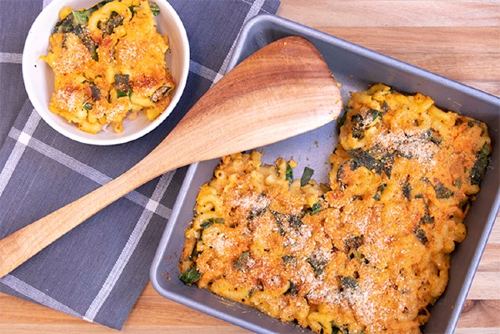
[470,144,490,185]
[307,255,327,277]
[282,255,296,265]
[114,74,131,97]
[233,251,250,270]
[433,182,454,199]
[414,227,428,244]
[373,183,387,201]
[300,167,314,186]
[285,162,293,184]
[284,281,298,296]
[179,266,201,285]
[305,202,322,215]
[200,217,224,229]
[402,177,411,200]
[149,1,160,16]
[340,276,358,290]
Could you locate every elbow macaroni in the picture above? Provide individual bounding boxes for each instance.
[179,88,491,331]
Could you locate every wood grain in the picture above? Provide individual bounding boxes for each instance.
[1,0,498,333]
[0,36,341,278]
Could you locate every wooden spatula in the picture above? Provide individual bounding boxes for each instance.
[0,36,342,278]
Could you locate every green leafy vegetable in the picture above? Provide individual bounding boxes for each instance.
[307,255,327,277]
[373,183,387,201]
[306,202,322,215]
[73,25,99,61]
[288,215,303,228]
[336,162,347,190]
[459,198,470,212]
[419,200,435,224]
[200,217,224,229]
[271,210,287,236]
[83,102,93,110]
[234,251,250,270]
[285,162,293,184]
[344,235,364,253]
[369,108,382,120]
[340,276,358,290]
[246,193,268,220]
[402,177,411,200]
[433,182,454,199]
[300,167,314,186]
[114,74,131,97]
[179,266,201,285]
[350,109,382,139]
[101,11,124,35]
[349,149,394,177]
[470,144,490,185]
[379,153,395,177]
[271,210,303,235]
[414,227,428,244]
[423,128,442,145]
[420,211,434,225]
[149,1,160,16]
[284,281,298,296]
[116,90,128,98]
[53,10,99,60]
[72,10,91,25]
[90,83,101,100]
[189,243,198,260]
[247,206,267,220]
[351,114,365,139]
[282,255,296,265]
[53,15,75,33]
[151,85,173,103]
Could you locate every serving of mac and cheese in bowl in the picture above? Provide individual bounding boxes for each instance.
[22,0,189,145]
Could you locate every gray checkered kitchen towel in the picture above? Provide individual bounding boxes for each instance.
[0,0,280,329]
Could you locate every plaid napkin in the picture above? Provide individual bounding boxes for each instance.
[0,0,279,329]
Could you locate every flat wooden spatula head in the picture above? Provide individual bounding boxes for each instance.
[161,35,343,166]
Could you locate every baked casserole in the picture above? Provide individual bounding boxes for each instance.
[179,84,491,333]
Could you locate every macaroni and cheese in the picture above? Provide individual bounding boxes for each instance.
[42,0,175,133]
[179,84,491,333]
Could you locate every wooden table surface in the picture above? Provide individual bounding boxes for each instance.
[1,1,499,333]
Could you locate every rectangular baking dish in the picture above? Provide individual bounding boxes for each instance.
[151,14,500,334]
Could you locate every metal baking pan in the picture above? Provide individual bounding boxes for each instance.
[151,14,500,334]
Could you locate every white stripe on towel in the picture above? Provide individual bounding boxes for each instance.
[84,171,175,321]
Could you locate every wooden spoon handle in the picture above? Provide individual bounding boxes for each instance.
[0,150,184,278]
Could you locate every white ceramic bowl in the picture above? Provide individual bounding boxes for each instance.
[22,0,189,145]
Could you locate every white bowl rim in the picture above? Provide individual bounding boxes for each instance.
[22,0,190,146]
